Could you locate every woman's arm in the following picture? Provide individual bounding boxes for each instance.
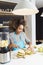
[8,43,18,49]
[24,32,34,52]
[9,33,18,49]
[24,32,30,45]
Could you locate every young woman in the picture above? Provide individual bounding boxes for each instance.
[9,19,33,51]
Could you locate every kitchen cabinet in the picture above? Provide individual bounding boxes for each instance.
[0,1,16,24]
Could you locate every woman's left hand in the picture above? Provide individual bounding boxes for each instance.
[27,45,34,53]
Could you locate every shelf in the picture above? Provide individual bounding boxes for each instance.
[0,11,14,16]
[0,1,17,16]
[0,26,9,28]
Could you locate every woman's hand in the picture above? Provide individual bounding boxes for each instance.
[8,43,18,49]
[27,46,34,52]
[27,42,34,52]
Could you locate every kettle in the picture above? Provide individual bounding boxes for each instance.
[0,26,11,64]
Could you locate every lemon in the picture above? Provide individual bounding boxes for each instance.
[38,47,43,52]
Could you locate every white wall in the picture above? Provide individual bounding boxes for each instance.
[0,0,20,3]
[24,14,36,45]
[36,0,43,8]
[32,0,36,45]
[32,15,36,45]
[24,16,32,42]
[24,0,36,45]
[1,0,43,8]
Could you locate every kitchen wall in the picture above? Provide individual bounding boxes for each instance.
[36,0,43,8]
[24,16,32,42]
[24,0,36,45]
[0,0,20,3]
[24,14,36,45]
[1,0,43,8]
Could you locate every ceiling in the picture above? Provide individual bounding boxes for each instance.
[0,0,43,8]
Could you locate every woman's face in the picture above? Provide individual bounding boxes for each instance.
[16,25,24,34]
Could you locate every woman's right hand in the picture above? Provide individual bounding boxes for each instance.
[8,43,18,49]
[12,43,18,48]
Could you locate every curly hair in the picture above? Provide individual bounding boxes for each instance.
[12,19,26,32]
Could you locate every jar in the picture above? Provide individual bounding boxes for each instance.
[0,26,11,64]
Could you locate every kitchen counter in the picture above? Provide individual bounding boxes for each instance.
[0,52,43,65]
[0,44,43,65]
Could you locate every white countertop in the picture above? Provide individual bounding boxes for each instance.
[0,53,43,65]
[0,44,43,65]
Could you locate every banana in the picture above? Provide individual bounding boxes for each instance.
[25,50,32,55]
[0,40,8,47]
[16,49,25,58]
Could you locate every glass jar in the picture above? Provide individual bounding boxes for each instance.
[0,26,11,64]
[0,26,9,47]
